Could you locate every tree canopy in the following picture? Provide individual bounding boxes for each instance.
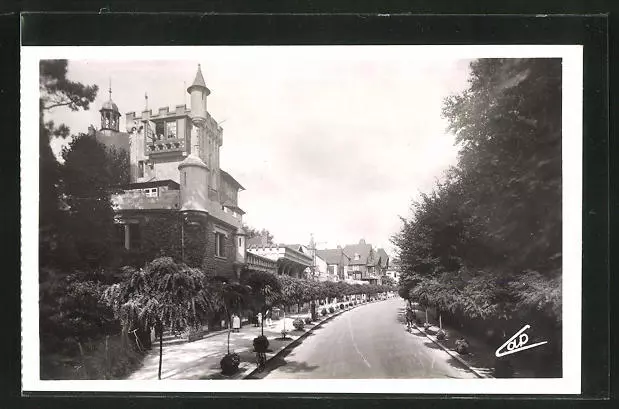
[39,60,102,268]
[394,58,562,326]
[243,224,275,244]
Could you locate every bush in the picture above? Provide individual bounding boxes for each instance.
[320,309,327,316]
[220,353,240,375]
[455,338,470,355]
[40,334,144,380]
[253,335,269,353]
[328,306,335,314]
[293,318,305,331]
[304,317,312,325]
[339,303,344,310]
[280,329,289,339]
[436,329,447,340]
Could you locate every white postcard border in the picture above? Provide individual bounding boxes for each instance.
[21,45,583,394]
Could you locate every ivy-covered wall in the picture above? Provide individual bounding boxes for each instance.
[201,219,236,281]
[115,210,237,282]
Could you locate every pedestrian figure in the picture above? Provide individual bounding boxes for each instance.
[232,314,241,333]
[265,309,272,327]
[406,307,414,331]
[257,312,263,327]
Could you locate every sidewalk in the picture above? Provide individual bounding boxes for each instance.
[127,302,362,380]
[410,310,536,378]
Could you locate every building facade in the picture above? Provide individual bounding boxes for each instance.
[316,248,350,282]
[340,239,389,285]
[94,65,249,282]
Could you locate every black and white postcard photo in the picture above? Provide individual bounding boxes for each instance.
[20,45,583,394]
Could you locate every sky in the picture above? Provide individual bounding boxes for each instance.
[44,47,472,256]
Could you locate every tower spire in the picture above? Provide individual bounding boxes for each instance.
[144,92,148,110]
[108,78,112,100]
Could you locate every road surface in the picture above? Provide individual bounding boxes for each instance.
[258,298,477,379]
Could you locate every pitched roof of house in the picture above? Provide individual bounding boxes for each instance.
[343,239,373,265]
[220,169,245,191]
[376,248,390,268]
[316,249,350,266]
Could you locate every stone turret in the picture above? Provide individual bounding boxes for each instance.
[187,64,210,128]
[178,154,209,213]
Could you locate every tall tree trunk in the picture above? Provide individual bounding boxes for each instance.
[158,324,163,380]
[226,307,231,355]
[310,300,316,321]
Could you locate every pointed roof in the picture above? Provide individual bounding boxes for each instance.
[100,79,119,113]
[187,64,210,94]
[343,239,373,265]
[178,153,208,169]
[376,248,390,268]
[316,248,350,266]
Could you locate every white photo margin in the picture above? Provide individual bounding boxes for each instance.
[21,45,583,394]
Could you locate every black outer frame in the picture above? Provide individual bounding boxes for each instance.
[3,10,610,408]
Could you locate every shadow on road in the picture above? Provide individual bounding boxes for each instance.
[245,331,320,379]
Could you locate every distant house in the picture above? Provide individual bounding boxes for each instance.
[316,247,350,282]
[340,239,390,285]
[286,243,331,281]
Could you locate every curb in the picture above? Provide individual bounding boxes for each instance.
[243,301,383,379]
[411,323,492,379]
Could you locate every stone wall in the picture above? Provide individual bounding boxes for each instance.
[201,218,237,281]
[115,210,237,282]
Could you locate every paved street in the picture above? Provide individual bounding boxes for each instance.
[258,298,478,379]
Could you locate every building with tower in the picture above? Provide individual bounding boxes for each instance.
[92,64,251,282]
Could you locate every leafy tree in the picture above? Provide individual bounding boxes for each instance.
[39,60,99,266]
[242,270,282,336]
[380,275,397,287]
[60,133,128,267]
[39,268,118,356]
[210,281,251,354]
[102,257,217,380]
[393,58,562,376]
[442,58,562,277]
[243,224,275,244]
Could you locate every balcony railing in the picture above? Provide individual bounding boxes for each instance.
[112,190,180,210]
[146,137,186,155]
[246,252,277,273]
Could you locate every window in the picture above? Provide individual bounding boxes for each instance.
[143,187,158,197]
[215,233,226,257]
[166,121,176,139]
[155,121,164,140]
[118,224,142,250]
[138,161,145,178]
[129,224,142,250]
[182,171,187,186]
[238,237,242,247]
[354,253,360,261]
[328,265,335,275]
